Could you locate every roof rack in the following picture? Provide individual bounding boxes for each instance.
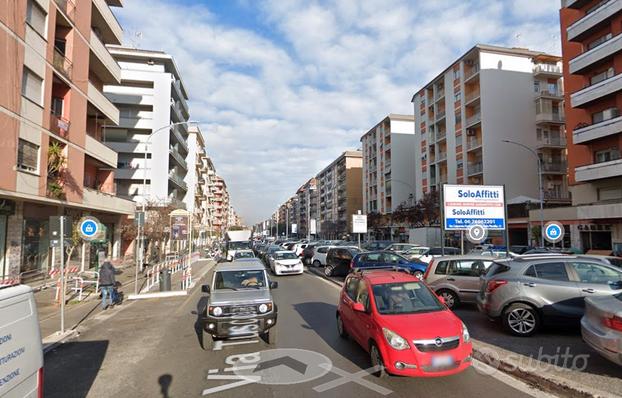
[512,253,577,261]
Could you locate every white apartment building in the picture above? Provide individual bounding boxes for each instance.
[103,46,191,208]
[411,44,567,204]
[361,114,416,215]
[184,125,213,232]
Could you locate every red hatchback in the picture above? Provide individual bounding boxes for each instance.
[336,270,472,377]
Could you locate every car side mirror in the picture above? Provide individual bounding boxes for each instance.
[201,285,211,294]
[270,281,279,289]
[352,302,366,312]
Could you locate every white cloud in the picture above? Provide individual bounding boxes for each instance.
[116,0,561,224]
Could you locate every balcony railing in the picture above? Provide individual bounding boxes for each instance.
[541,161,567,173]
[465,90,480,103]
[169,147,188,170]
[437,151,447,161]
[533,64,562,75]
[50,113,70,137]
[168,171,188,191]
[544,190,571,201]
[54,0,76,22]
[467,162,483,175]
[536,136,566,147]
[466,113,481,126]
[53,48,72,80]
[464,64,480,80]
[436,130,446,141]
[467,136,482,149]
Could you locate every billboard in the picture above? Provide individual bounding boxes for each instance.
[291,223,298,234]
[443,185,505,230]
[352,214,367,234]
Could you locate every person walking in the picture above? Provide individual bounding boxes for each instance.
[99,260,116,310]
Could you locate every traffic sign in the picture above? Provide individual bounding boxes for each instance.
[544,221,564,243]
[78,216,100,241]
[466,224,488,244]
[352,214,367,234]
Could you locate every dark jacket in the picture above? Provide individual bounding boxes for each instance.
[99,262,116,287]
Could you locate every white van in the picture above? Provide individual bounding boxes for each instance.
[0,285,44,398]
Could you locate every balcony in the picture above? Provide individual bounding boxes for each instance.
[464,89,480,104]
[435,109,446,122]
[171,125,189,152]
[536,89,563,100]
[169,147,188,170]
[544,190,571,201]
[85,134,117,167]
[169,172,188,191]
[115,167,145,180]
[536,110,564,125]
[569,32,622,74]
[171,101,184,122]
[437,151,447,162]
[89,29,121,84]
[466,136,482,150]
[467,162,483,176]
[435,130,446,142]
[575,158,622,182]
[54,0,76,22]
[541,161,567,174]
[573,114,622,144]
[536,135,566,148]
[83,187,134,214]
[567,0,622,42]
[87,81,119,124]
[50,113,70,138]
[465,112,481,127]
[533,64,562,78]
[92,0,123,44]
[563,0,590,8]
[53,48,72,80]
[571,73,622,107]
[464,64,480,81]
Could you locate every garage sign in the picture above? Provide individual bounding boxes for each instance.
[443,185,505,230]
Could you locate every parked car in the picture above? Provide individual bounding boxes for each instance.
[262,245,283,265]
[336,269,472,377]
[385,243,421,254]
[423,255,494,309]
[233,249,255,260]
[477,255,622,336]
[352,251,428,279]
[581,293,622,366]
[302,244,319,265]
[325,247,363,277]
[509,245,536,255]
[405,247,460,263]
[0,285,44,397]
[292,243,309,257]
[269,251,304,276]
[201,261,278,349]
[363,241,395,251]
[311,245,335,267]
[578,255,622,270]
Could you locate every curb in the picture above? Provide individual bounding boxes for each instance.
[304,266,614,398]
[42,329,79,354]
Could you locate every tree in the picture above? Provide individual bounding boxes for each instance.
[416,190,440,226]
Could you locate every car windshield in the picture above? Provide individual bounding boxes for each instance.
[229,241,251,250]
[372,282,444,315]
[275,252,298,260]
[214,270,267,290]
[608,258,622,267]
[234,251,254,259]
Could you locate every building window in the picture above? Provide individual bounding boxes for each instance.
[26,0,47,37]
[534,80,540,93]
[21,67,43,105]
[594,148,621,163]
[453,69,460,80]
[455,111,461,125]
[17,139,39,172]
[454,92,461,102]
[587,33,612,50]
[51,97,63,117]
[592,107,619,124]
[457,160,463,169]
[456,134,463,146]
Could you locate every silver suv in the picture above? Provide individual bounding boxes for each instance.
[477,255,622,337]
[202,260,278,349]
[424,255,494,309]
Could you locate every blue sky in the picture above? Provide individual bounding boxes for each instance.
[116,0,561,224]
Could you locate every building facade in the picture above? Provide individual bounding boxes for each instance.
[103,46,190,209]
[0,0,135,282]
[555,0,622,253]
[361,114,416,215]
[211,175,229,236]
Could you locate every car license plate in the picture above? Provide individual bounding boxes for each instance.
[431,355,453,367]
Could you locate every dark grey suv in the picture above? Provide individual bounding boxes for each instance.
[477,255,622,336]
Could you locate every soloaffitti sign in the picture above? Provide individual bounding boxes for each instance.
[443,185,505,230]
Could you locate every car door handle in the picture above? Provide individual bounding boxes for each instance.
[446,278,455,281]
[582,288,595,293]
[524,282,536,287]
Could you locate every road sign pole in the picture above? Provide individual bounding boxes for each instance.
[60,216,65,334]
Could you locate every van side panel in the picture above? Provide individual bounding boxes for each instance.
[0,286,43,398]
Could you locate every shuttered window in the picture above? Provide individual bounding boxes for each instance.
[17,139,39,172]
[21,68,43,105]
[26,0,47,37]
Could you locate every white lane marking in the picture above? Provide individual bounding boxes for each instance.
[213,339,260,351]
[305,271,559,398]
[208,369,218,374]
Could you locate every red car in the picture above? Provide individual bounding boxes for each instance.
[336,269,472,377]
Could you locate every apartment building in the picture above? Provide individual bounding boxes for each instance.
[103,46,191,209]
[556,1,622,253]
[316,151,363,238]
[228,206,242,228]
[183,125,214,239]
[361,114,416,215]
[0,0,135,281]
[292,178,318,238]
[211,175,229,236]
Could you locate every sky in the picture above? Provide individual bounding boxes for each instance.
[115,0,562,225]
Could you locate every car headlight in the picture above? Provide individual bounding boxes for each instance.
[462,322,470,343]
[258,303,272,313]
[382,328,409,350]
[210,306,223,316]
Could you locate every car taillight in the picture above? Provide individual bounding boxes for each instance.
[350,259,355,269]
[603,316,622,332]
[38,367,44,398]
[486,280,507,293]
[423,259,434,280]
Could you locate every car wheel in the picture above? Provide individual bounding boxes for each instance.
[324,266,333,277]
[312,260,321,267]
[202,330,213,351]
[370,343,388,378]
[336,313,348,339]
[503,303,539,337]
[263,328,277,345]
[438,289,459,309]
[412,270,424,279]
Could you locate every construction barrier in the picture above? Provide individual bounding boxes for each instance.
[141,252,200,293]
[53,266,80,302]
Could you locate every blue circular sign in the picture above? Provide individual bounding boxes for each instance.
[544,222,564,243]
[80,219,98,238]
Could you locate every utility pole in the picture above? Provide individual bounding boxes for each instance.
[286,205,289,240]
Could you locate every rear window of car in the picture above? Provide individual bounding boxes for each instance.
[534,262,569,281]
[487,262,510,277]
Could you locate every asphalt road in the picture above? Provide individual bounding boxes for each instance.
[44,266,546,398]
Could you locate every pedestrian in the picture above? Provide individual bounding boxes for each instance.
[99,259,116,310]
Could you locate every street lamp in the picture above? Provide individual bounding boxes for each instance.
[502,139,544,247]
[307,183,316,241]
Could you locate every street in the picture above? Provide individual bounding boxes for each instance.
[44,267,544,398]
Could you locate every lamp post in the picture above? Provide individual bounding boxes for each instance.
[307,183,316,241]
[502,139,545,247]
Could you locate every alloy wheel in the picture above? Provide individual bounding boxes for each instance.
[507,308,536,334]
